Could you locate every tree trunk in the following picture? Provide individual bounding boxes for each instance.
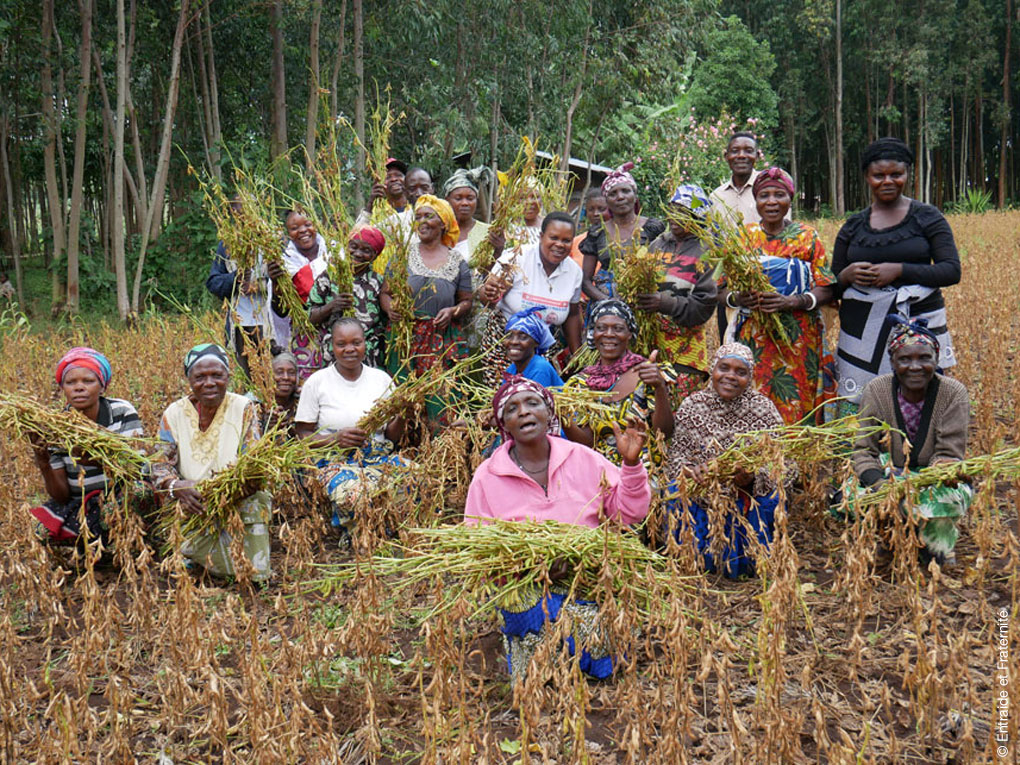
[203,2,222,180]
[113,0,130,319]
[329,0,348,120]
[487,81,501,223]
[353,0,365,208]
[305,0,323,164]
[130,0,191,312]
[270,0,288,162]
[999,0,1013,207]
[192,17,215,174]
[66,0,94,314]
[561,0,593,173]
[834,0,845,215]
[41,0,67,308]
[0,117,24,303]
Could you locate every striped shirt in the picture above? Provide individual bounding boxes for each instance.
[48,397,144,499]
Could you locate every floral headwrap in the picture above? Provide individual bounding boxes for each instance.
[56,347,112,389]
[414,194,460,249]
[887,316,940,357]
[442,166,493,197]
[349,225,386,255]
[752,166,796,198]
[492,376,560,442]
[586,299,638,348]
[505,306,556,355]
[669,184,713,219]
[601,162,637,195]
[184,343,230,376]
[711,342,755,374]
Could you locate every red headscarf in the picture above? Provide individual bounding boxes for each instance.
[752,166,795,198]
[350,225,386,255]
[55,347,112,389]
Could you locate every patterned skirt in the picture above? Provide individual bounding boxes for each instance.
[665,492,779,579]
[317,442,406,533]
[841,455,971,558]
[499,589,614,684]
[387,318,469,425]
[180,491,273,582]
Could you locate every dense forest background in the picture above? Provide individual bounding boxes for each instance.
[0,0,1014,318]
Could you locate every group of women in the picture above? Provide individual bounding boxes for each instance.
[28,135,971,682]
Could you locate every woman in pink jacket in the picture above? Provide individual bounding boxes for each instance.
[464,376,650,682]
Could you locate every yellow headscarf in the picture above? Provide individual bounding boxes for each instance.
[414,194,460,249]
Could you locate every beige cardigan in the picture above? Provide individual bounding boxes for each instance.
[853,373,969,486]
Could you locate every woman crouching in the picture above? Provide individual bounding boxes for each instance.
[464,377,650,682]
[29,347,146,543]
[664,343,785,578]
[150,344,272,582]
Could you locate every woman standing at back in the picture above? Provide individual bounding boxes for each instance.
[832,138,961,414]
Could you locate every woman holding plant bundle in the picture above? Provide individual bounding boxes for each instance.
[562,299,676,468]
[579,162,666,303]
[151,344,272,583]
[664,343,784,579]
[29,347,147,543]
[645,184,719,398]
[380,195,472,424]
[465,376,650,681]
[719,167,835,425]
[845,320,971,565]
[258,352,300,437]
[445,167,504,353]
[307,225,387,367]
[268,209,335,380]
[479,212,584,386]
[295,318,406,549]
[831,138,961,415]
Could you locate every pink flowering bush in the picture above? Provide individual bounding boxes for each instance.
[629,110,773,213]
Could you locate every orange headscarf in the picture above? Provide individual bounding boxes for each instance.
[413,194,460,249]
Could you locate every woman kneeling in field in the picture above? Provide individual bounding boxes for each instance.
[29,347,147,543]
[464,377,650,683]
[663,343,785,579]
[844,319,971,565]
[150,344,272,582]
[294,317,406,550]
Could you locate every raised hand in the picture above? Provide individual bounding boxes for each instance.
[612,418,648,466]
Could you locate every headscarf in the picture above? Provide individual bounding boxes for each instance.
[55,347,112,389]
[184,343,230,376]
[711,342,755,375]
[886,315,940,357]
[601,162,637,195]
[669,184,713,219]
[414,194,460,249]
[583,299,645,391]
[861,137,914,170]
[505,306,556,355]
[752,166,795,198]
[349,225,386,255]
[492,375,560,442]
[442,166,493,197]
[271,351,299,371]
[586,299,638,348]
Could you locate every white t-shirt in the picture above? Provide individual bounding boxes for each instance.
[295,363,394,433]
[493,243,582,326]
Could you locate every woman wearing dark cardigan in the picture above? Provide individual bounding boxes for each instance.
[831,137,961,414]
[849,320,971,564]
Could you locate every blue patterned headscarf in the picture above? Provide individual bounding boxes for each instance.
[505,307,556,354]
[669,184,713,219]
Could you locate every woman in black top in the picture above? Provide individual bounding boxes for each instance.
[831,138,961,413]
[579,162,666,303]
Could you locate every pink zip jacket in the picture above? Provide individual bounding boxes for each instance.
[464,436,651,528]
